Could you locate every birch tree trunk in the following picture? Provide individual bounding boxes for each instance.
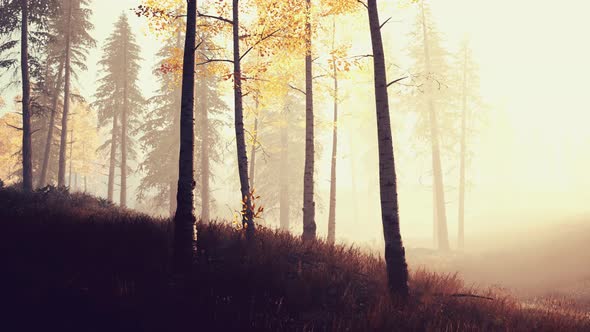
[367,0,409,299]
[302,0,316,242]
[57,0,73,188]
[173,0,197,275]
[233,0,255,233]
[38,60,64,188]
[20,0,33,192]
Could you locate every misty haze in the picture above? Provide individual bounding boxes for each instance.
[0,0,589,331]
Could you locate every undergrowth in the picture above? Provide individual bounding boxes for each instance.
[0,186,588,331]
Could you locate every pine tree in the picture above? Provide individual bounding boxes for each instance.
[251,92,306,231]
[406,1,456,251]
[453,39,482,250]
[0,0,57,191]
[41,0,95,188]
[93,13,143,206]
[138,33,227,218]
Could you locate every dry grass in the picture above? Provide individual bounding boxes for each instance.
[0,185,588,331]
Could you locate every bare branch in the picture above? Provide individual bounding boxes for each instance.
[288,84,306,96]
[197,11,233,25]
[380,17,392,29]
[5,122,22,131]
[194,39,204,51]
[240,29,281,61]
[196,51,234,66]
[387,76,408,88]
[357,0,368,9]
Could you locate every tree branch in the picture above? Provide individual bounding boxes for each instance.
[288,84,306,96]
[196,52,234,66]
[380,17,392,29]
[197,11,233,25]
[357,0,368,9]
[387,76,408,88]
[240,29,281,61]
[5,122,22,131]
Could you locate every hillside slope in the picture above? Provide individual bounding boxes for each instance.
[0,186,588,331]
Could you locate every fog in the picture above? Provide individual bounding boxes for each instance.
[1,0,589,298]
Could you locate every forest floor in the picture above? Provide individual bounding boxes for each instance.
[0,185,589,331]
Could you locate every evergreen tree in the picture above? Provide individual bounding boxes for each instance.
[138,33,227,217]
[0,0,57,190]
[40,0,95,188]
[406,1,456,251]
[93,13,143,206]
[453,39,483,250]
[252,92,305,231]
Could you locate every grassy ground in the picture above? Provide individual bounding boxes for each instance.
[0,185,588,331]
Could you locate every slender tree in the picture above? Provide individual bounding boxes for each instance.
[248,94,259,189]
[173,0,197,275]
[327,18,338,245]
[138,32,182,215]
[420,2,450,250]
[231,0,256,232]
[19,0,33,191]
[93,14,143,205]
[56,0,95,188]
[367,0,409,299]
[454,40,481,250]
[301,0,317,241]
[0,1,59,189]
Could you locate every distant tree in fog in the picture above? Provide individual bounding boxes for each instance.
[138,29,227,220]
[404,2,454,251]
[34,0,96,188]
[251,92,306,232]
[93,14,144,207]
[453,39,483,250]
[55,0,95,188]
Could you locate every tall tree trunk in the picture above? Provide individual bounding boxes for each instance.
[327,21,338,244]
[279,107,289,231]
[169,181,177,217]
[57,0,73,188]
[120,31,128,208]
[38,60,65,188]
[249,97,259,188]
[302,0,316,242]
[421,2,449,251]
[68,127,73,187]
[433,187,438,247]
[169,30,181,218]
[348,124,359,225]
[20,0,33,192]
[367,0,409,300]
[233,0,255,233]
[107,115,117,201]
[458,45,468,250]
[199,78,210,223]
[173,0,197,275]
